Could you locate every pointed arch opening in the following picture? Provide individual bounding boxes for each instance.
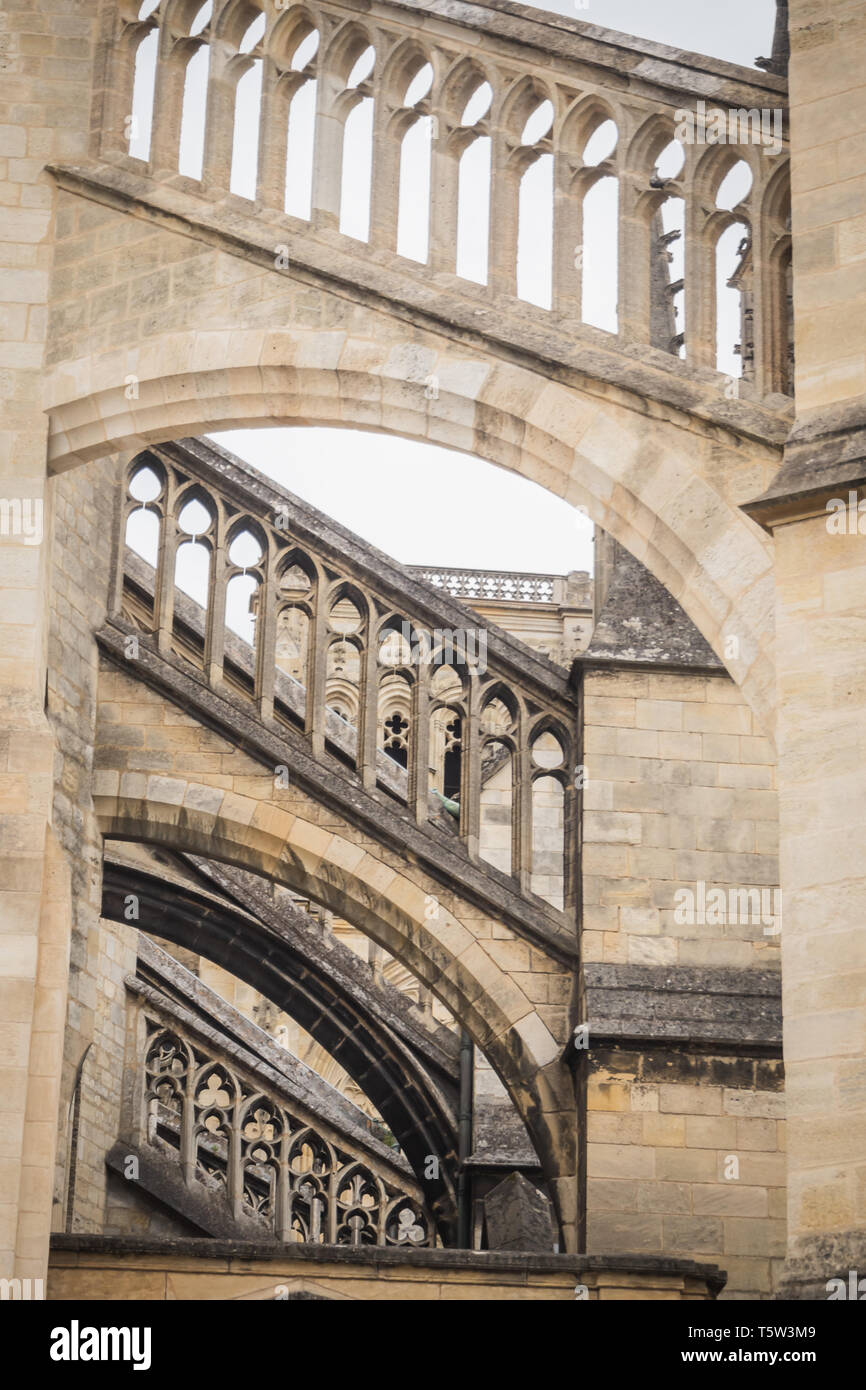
[178,44,211,180]
[396,61,434,264]
[456,136,491,285]
[128,28,159,161]
[516,96,554,309]
[285,75,317,219]
[229,12,267,199]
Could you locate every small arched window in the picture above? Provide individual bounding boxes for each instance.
[229,12,267,200]
[177,3,214,179]
[456,81,493,285]
[284,30,320,220]
[714,160,753,377]
[516,98,554,308]
[396,62,434,263]
[128,25,159,161]
[339,45,376,241]
[580,120,619,332]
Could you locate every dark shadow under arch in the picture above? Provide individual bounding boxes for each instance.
[102,853,462,1241]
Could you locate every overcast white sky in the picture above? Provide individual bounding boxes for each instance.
[521,0,776,68]
[185,2,778,576]
[208,428,594,574]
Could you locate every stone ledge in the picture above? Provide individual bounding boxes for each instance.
[390,0,788,100]
[49,1233,725,1294]
[584,963,782,1050]
[743,415,866,529]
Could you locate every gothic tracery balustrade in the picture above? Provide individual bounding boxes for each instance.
[408,568,558,604]
[140,1015,433,1246]
[117,438,579,913]
[107,0,792,396]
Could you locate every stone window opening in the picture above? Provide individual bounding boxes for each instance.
[229,11,267,199]
[579,118,619,332]
[339,44,377,241]
[126,2,161,162]
[177,3,214,180]
[396,61,435,264]
[516,97,555,310]
[455,79,493,285]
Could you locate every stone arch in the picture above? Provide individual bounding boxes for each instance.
[693,141,759,209]
[626,110,680,177]
[267,4,319,70]
[323,17,375,89]
[45,325,778,733]
[380,35,433,112]
[560,92,619,165]
[213,0,265,51]
[440,54,493,125]
[93,774,578,1244]
[101,853,462,1239]
[498,72,555,143]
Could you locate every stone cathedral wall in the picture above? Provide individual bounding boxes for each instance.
[583,666,779,972]
[46,455,137,1235]
[582,662,783,1298]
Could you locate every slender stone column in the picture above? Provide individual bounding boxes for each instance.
[744,0,866,1299]
[0,0,101,1285]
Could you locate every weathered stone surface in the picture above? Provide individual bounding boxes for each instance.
[483,1172,557,1253]
[585,963,782,1047]
[48,1233,726,1300]
[583,540,722,669]
[1,0,861,1314]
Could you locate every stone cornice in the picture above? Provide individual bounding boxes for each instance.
[357,0,788,108]
[48,1232,726,1294]
[742,411,866,530]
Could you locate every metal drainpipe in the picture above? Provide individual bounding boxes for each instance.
[457,1029,474,1248]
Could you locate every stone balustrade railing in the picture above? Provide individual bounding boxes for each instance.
[117,436,579,908]
[104,0,792,397]
[407,568,559,604]
[129,975,434,1246]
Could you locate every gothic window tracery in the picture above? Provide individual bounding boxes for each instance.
[118,445,576,910]
[142,1019,431,1246]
